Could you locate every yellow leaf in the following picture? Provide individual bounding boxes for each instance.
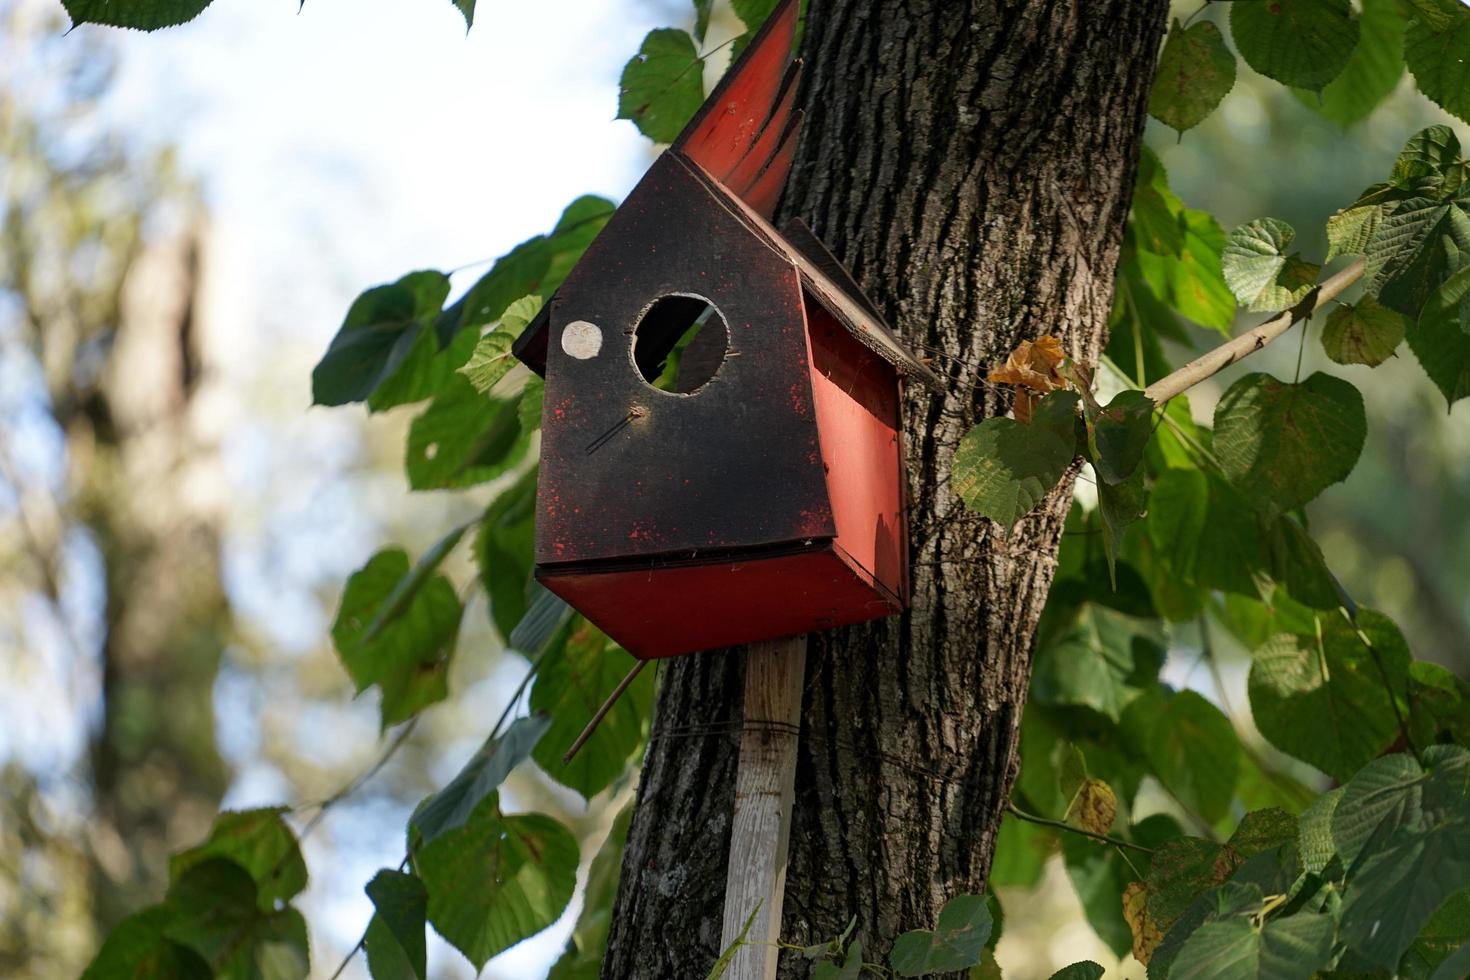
[1123,881,1165,966]
[1066,777,1118,836]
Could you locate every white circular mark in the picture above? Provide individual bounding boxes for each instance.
[562,320,603,360]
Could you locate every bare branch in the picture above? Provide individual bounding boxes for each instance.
[1143,258,1366,404]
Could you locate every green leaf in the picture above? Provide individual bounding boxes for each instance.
[531,620,653,799]
[451,0,474,29]
[1409,661,1470,747]
[618,29,706,144]
[1298,787,1344,874]
[1393,124,1467,189]
[80,907,210,980]
[990,813,1054,889]
[1406,892,1470,979]
[1229,808,1301,863]
[1230,0,1361,91]
[476,471,539,643]
[1062,835,1134,958]
[1265,515,1341,611]
[1411,264,1470,405]
[1431,940,1470,980]
[1123,689,1240,823]
[1342,814,1470,969]
[368,318,481,413]
[547,802,632,980]
[1089,390,1156,485]
[518,377,545,433]
[62,0,213,30]
[406,377,531,491]
[953,390,1080,530]
[1370,195,1470,316]
[332,549,463,729]
[411,713,553,845]
[1406,0,1470,125]
[454,197,613,335]
[1147,469,1276,599]
[1248,610,1411,782]
[1293,0,1406,126]
[163,859,310,980]
[169,809,307,912]
[415,795,579,971]
[1048,963,1105,980]
[1146,836,1235,935]
[1362,131,1470,316]
[1322,296,1406,366]
[313,272,451,407]
[1213,372,1366,513]
[1134,199,1237,334]
[460,295,545,395]
[731,0,783,31]
[1406,0,1465,33]
[1031,604,1164,722]
[511,587,575,654]
[1169,907,1335,980]
[693,0,714,43]
[1332,752,1432,866]
[889,894,993,976]
[1327,203,1383,261]
[1329,746,1469,897]
[364,871,428,980]
[361,525,469,646]
[1150,20,1237,132]
[1221,219,1321,312]
[1098,468,1148,586]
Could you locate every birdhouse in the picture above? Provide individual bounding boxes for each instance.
[512,0,941,659]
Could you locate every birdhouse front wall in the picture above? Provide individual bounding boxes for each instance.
[534,151,835,569]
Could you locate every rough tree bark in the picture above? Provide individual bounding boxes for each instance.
[603,2,1169,976]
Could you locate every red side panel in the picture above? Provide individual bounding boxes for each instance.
[805,296,909,604]
[675,0,800,205]
[540,543,899,660]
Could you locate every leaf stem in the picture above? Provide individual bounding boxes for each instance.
[1142,258,1364,404]
[1339,607,1422,763]
[1005,802,1154,854]
[296,718,420,837]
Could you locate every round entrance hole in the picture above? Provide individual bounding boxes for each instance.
[632,295,728,394]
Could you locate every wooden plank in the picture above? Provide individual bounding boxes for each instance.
[720,635,807,980]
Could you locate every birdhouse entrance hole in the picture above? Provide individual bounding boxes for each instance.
[633,294,728,394]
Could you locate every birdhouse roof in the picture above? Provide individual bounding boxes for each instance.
[511,0,942,392]
[512,154,943,392]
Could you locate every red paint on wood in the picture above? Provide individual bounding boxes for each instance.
[677,0,800,191]
[540,542,899,660]
[805,298,909,605]
[739,112,803,219]
[721,59,803,193]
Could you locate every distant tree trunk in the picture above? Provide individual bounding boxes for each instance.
[82,224,233,929]
[602,1,1169,976]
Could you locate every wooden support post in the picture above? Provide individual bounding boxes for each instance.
[720,635,807,980]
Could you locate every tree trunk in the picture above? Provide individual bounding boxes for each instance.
[602,2,1169,976]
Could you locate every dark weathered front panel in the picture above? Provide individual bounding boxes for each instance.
[537,152,833,566]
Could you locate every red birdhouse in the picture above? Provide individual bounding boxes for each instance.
[512,0,941,659]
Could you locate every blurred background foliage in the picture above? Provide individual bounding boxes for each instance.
[0,0,1466,977]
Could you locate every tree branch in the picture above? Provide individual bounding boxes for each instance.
[1005,802,1154,854]
[1143,258,1365,404]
